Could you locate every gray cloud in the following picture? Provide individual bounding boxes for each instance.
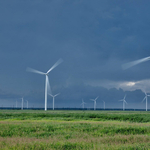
[0,0,150,108]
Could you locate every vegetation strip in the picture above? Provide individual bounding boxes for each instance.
[0,110,150,149]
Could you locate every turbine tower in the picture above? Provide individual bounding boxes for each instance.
[49,93,60,110]
[81,99,86,109]
[119,95,127,111]
[27,59,63,111]
[90,96,99,110]
[142,91,150,111]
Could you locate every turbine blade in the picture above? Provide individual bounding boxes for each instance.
[47,58,63,74]
[142,97,146,103]
[95,96,99,101]
[124,95,126,100]
[46,76,52,95]
[119,99,123,101]
[48,93,53,97]
[54,93,60,97]
[26,67,45,75]
[124,100,128,104]
[122,56,150,70]
[90,99,94,101]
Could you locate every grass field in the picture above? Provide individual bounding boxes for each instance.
[0,110,150,149]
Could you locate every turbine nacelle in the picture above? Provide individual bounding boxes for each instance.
[119,99,127,104]
[90,96,99,102]
[49,93,60,98]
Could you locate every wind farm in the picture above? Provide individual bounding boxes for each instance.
[1,1,150,149]
[1,50,150,150]
[1,55,150,111]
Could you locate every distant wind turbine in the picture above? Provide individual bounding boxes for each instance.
[49,93,60,110]
[122,56,150,70]
[142,91,150,111]
[27,58,63,111]
[21,97,24,110]
[119,95,127,111]
[26,100,28,109]
[16,100,17,108]
[103,100,105,110]
[90,96,99,110]
[80,99,86,109]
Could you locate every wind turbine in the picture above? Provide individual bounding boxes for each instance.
[122,56,150,70]
[16,100,17,108]
[26,100,28,109]
[27,58,63,111]
[142,91,150,111]
[21,97,24,110]
[102,100,105,110]
[49,93,60,110]
[119,95,127,111]
[90,96,99,110]
[80,99,86,109]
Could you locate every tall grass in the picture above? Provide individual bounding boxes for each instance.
[0,110,150,149]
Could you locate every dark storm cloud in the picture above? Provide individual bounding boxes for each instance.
[0,0,150,108]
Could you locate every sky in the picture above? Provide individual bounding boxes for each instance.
[0,0,150,109]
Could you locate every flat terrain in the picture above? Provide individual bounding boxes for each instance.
[0,110,150,149]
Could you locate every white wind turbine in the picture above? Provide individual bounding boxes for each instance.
[49,93,60,110]
[102,100,105,110]
[142,91,150,111]
[119,95,127,111]
[26,100,28,109]
[90,96,99,110]
[16,100,17,108]
[21,97,24,110]
[80,99,86,109]
[27,59,63,111]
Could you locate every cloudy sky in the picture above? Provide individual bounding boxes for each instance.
[0,0,150,109]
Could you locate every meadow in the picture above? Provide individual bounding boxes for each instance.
[0,110,150,149]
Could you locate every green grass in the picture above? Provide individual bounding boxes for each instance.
[0,110,150,122]
[0,110,150,149]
